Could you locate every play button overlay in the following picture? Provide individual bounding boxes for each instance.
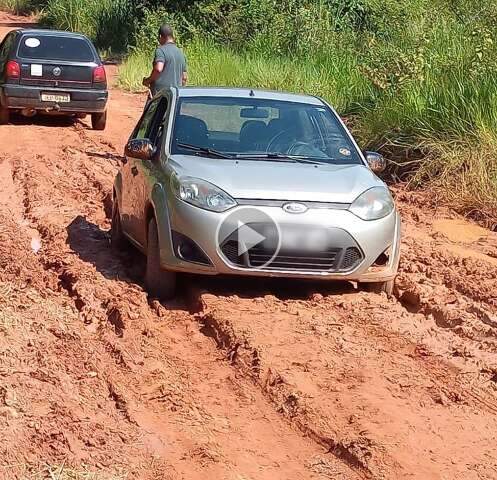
[236,220,266,255]
[217,207,282,269]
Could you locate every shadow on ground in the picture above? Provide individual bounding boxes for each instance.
[67,215,356,308]
[9,112,77,128]
[66,215,144,284]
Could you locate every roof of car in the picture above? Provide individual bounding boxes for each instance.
[16,29,90,39]
[174,87,324,105]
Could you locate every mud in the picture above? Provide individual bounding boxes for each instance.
[1,11,497,480]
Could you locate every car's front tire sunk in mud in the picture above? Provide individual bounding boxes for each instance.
[110,202,128,251]
[91,110,107,130]
[362,279,395,297]
[145,218,177,300]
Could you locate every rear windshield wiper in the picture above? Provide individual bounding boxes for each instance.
[176,142,234,159]
[235,153,329,165]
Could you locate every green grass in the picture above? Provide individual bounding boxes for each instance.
[118,38,373,116]
[2,0,496,225]
[39,0,135,54]
[0,0,41,14]
[118,33,497,226]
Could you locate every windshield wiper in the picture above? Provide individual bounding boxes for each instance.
[235,153,329,165]
[177,142,234,159]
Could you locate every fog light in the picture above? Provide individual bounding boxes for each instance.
[172,231,212,266]
[374,252,389,266]
[367,247,391,273]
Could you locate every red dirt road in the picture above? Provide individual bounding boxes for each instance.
[1,11,497,480]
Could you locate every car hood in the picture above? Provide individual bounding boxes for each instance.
[170,155,386,204]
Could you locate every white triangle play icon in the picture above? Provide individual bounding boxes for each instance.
[237,220,266,256]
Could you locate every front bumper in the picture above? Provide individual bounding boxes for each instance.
[157,197,401,283]
[1,84,108,113]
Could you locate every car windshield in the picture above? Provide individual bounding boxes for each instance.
[18,35,95,62]
[171,96,362,165]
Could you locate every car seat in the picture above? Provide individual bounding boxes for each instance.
[239,120,268,152]
[175,115,209,148]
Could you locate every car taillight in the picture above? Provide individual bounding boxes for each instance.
[6,60,20,79]
[93,65,106,83]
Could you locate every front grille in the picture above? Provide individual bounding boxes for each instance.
[219,223,364,273]
[341,247,363,271]
[221,240,243,266]
[249,247,340,270]
[220,242,363,272]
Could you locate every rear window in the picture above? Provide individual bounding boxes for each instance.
[18,35,95,62]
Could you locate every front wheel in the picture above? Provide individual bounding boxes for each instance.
[362,279,395,297]
[91,111,107,130]
[0,105,9,125]
[145,218,177,300]
[110,201,128,251]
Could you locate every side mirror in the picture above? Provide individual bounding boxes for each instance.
[364,151,386,174]
[125,138,156,161]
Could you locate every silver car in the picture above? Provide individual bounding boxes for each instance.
[112,87,401,299]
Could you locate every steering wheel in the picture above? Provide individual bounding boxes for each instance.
[266,130,294,153]
[287,141,315,155]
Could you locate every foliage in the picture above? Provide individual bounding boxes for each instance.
[0,0,47,14]
[40,0,136,53]
[119,37,372,115]
[2,0,496,222]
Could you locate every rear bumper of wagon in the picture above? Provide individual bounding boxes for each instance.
[1,84,108,113]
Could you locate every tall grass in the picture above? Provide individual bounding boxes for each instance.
[118,27,497,225]
[40,0,136,53]
[2,0,496,224]
[0,0,44,14]
[119,38,373,115]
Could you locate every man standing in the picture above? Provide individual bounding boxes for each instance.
[143,25,188,97]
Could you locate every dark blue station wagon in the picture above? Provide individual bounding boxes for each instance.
[0,29,108,130]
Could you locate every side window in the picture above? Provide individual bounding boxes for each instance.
[315,108,343,137]
[148,97,169,147]
[133,98,161,140]
[312,108,360,162]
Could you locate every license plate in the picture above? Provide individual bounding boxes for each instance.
[41,93,70,103]
[280,226,330,251]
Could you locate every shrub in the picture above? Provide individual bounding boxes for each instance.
[40,0,137,53]
[0,0,47,14]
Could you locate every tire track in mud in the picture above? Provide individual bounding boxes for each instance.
[7,130,497,479]
[184,233,497,480]
[188,290,380,479]
[2,121,359,479]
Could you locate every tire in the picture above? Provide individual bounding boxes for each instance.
[110,201,128,251]
[91,110,107,131]
[362,279,395,297]
[145,218,177,300]
[0,105,9,125]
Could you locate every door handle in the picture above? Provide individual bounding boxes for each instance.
[131,166,139,177]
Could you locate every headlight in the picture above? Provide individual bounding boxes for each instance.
[171,174,237,212]
[349,187,394,220]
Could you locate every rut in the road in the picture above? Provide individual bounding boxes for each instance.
[0,119,360,479]
[182,214,497,480]
[5,126,497,480]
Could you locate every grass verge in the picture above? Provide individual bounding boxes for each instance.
[119,40,497,228]
[0,0,40,14]
[118,39,372,115]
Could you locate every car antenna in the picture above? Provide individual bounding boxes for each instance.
[249,89,255,97]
